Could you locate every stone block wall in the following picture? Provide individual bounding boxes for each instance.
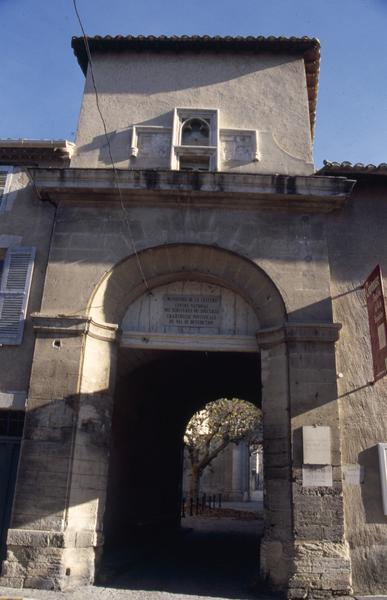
[327,176,387,594]
[0,177,368,597]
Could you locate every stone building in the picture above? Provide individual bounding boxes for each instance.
[0,35,386,598]
[183,435,262,502]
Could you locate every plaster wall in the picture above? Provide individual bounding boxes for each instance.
[71,52,313,174]
[327,177,387,594]
[0,171,54,397]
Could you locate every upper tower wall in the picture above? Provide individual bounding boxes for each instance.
[71,36,319,175]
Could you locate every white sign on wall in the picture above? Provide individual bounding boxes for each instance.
[302,465,333,487]
[303,425,331,465]
[378,443,387,516]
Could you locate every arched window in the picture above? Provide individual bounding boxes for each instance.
[171,108,219,171]
[181,118,210,146]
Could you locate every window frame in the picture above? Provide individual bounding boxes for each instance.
[171,108,219,171]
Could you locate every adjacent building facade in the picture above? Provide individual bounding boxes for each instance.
[0,36,386,598]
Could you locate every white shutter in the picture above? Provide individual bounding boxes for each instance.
[0,247,35,345]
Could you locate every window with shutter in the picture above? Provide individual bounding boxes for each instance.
[0,247,35,345]
[0,168,12,211]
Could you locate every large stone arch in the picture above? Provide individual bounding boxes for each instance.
[87,243,286,328]
[3,244,351,599]
[77,243,292,587]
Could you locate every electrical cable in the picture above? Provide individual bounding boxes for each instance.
[72,0,150,292]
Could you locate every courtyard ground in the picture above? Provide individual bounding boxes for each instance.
[0,503,269,600]
[1,503,382,600]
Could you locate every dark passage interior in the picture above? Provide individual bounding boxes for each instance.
[101,349,262,597]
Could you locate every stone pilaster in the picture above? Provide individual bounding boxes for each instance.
[257,327,293,590]
[1,315,118,591]
[257,323,352,599]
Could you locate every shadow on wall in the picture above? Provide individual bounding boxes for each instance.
[5,351,261,543]
[85,54,295,94]
[1,349,265,597]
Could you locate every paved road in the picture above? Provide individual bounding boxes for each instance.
[0,516,269,600]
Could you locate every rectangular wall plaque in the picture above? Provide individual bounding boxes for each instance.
[303,425,331,465]
[163,294,221,328]
[378,443,387,515]
[302,465,333,487]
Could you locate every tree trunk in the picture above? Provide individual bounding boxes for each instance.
[189,466,201,500]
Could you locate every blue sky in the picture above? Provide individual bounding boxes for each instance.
[0,0,386,168]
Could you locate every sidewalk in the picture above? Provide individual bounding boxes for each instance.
[0,588,386,600]
[0,587,269,600]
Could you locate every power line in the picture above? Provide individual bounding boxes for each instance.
[72,0,150,293]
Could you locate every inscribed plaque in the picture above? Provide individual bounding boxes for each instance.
[302,465,333,487]
[303,425,331,465]
[163,294,221,328]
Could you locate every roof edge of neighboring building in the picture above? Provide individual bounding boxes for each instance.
[71,34,320,139]
[318,160,387,177]
[0,139,75,165]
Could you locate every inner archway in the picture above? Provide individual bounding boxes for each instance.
[101,348,262,596]
[183,397,262,504]
[103,349,261,547]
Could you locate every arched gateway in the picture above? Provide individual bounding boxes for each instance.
[3,243,351,598]
[2,33,386,600]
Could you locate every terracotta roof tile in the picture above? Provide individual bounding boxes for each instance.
[320,160,387,175]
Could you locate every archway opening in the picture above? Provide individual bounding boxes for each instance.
[182,396,262,507]
[100,348,263,596]
[84,244,288,592]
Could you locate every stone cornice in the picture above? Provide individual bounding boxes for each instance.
[31,313,118,342]
[120,330,257,352]
[28,168,356,212]
[32,315,341,347]
[257,322,342,348]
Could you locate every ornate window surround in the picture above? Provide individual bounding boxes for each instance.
[171,108,219,171]
[128,110,261,170]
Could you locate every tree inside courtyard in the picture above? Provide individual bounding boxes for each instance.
[184,398,262,499]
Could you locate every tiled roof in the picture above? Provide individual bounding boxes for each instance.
[0,139,75,164]
[71,35,320,138]
[320,160,387,175]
